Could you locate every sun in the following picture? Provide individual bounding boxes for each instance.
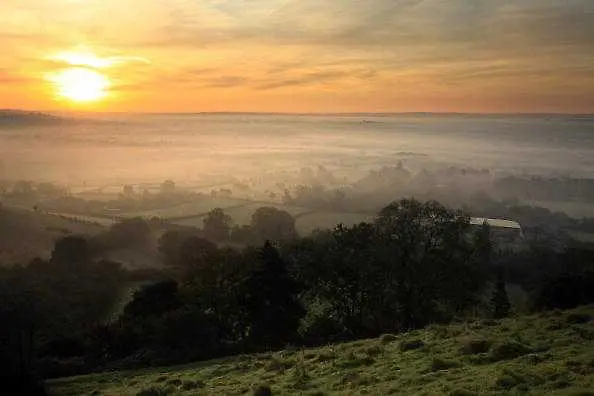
[48,67,111,103]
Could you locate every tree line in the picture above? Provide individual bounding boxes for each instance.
[1,198,594,395]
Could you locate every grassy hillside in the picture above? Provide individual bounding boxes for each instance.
[48,306,594,396]
[0,206,104,265]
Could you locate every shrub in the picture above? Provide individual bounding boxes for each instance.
[252,385,273,396]
[489,341,532,362]
[364,345,383,357]
[450,389,479,396]
[429,356,462,372]
[265,357,294,372]
[379,334,398,344]
[495,374,517,390]
[399,339,425,352]
[460,338,491,355]
[314,351,337,363]
[165,378,182,387]
[181,380,204,390]
[566,313,592,324]
[135,386,172,396]
[335,353,375,369]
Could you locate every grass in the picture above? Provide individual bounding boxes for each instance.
[48,305,594,395]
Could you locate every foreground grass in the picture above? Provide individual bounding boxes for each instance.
[48,306,594,395]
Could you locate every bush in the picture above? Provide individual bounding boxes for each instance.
[165,378,182,387]
[399,339,425,352]
[460,337,492,355]
[450,389,478,396]
[181,380,204,390]
[495,374,517,390]
[265,357,294,372]
[379,334,398,344]
[135,386,172,396]
[566,313,592,324]
[252,385,273,396]
[364,345,383,357]
[429,356,461,372]
[489,341,533,362]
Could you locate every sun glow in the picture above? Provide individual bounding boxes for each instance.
[48,67,111,102]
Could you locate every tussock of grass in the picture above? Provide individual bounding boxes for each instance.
[134,386,172,396]
[378,333,398,344]
[459,337,492,355]
[429,356,462,372]
[489,340,533,361]
[399,338,425,352]
[252,384,273,395]
[566,313,592,325]
[48,305,594,396]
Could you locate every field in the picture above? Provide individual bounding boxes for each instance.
[0,206,104,265]
[121,198,247,220]
[48,306,594,395]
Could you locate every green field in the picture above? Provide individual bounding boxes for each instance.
[48,306,594,395]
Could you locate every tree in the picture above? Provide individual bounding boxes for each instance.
[50,236,89,270]
[160,180,176,194]
[158,229,202,267]
[124,280,181,320]
[203,208,232,243]
[122,184,135,199]
[374,199,485,329]
[251,207,297,244]
[491,270,511,318]
[92,217,151,253]
[240,241,304,348]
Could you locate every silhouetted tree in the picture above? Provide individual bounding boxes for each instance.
[251,207,297,243]
[124,280,180,320]
[50,236,89,270]
[203,208,232,242]
[160,179,176,194]
[158,229,202,267]
[240,242,304,349]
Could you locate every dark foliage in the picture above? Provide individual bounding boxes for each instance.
[1,196,593,384]
[491,271,511,319]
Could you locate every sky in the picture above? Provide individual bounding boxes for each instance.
[1,0,594,113]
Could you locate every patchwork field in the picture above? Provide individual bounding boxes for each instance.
[48,306,594,395]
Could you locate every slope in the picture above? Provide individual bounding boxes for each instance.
[48,305,594,396]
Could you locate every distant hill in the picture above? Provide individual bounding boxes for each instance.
[0,109,68,128]
[48,305,594,395]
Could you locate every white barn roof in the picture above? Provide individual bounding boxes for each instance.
[470,217,522,230]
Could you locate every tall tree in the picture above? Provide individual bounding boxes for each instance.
[240,241,304,349]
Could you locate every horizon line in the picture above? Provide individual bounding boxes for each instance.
[2,108,594,117]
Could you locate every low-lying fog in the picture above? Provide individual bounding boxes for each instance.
[2,113,594,188]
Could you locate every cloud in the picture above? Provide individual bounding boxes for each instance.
[1,0,594,111]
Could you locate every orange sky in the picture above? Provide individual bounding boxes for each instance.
[1,0,594,113]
